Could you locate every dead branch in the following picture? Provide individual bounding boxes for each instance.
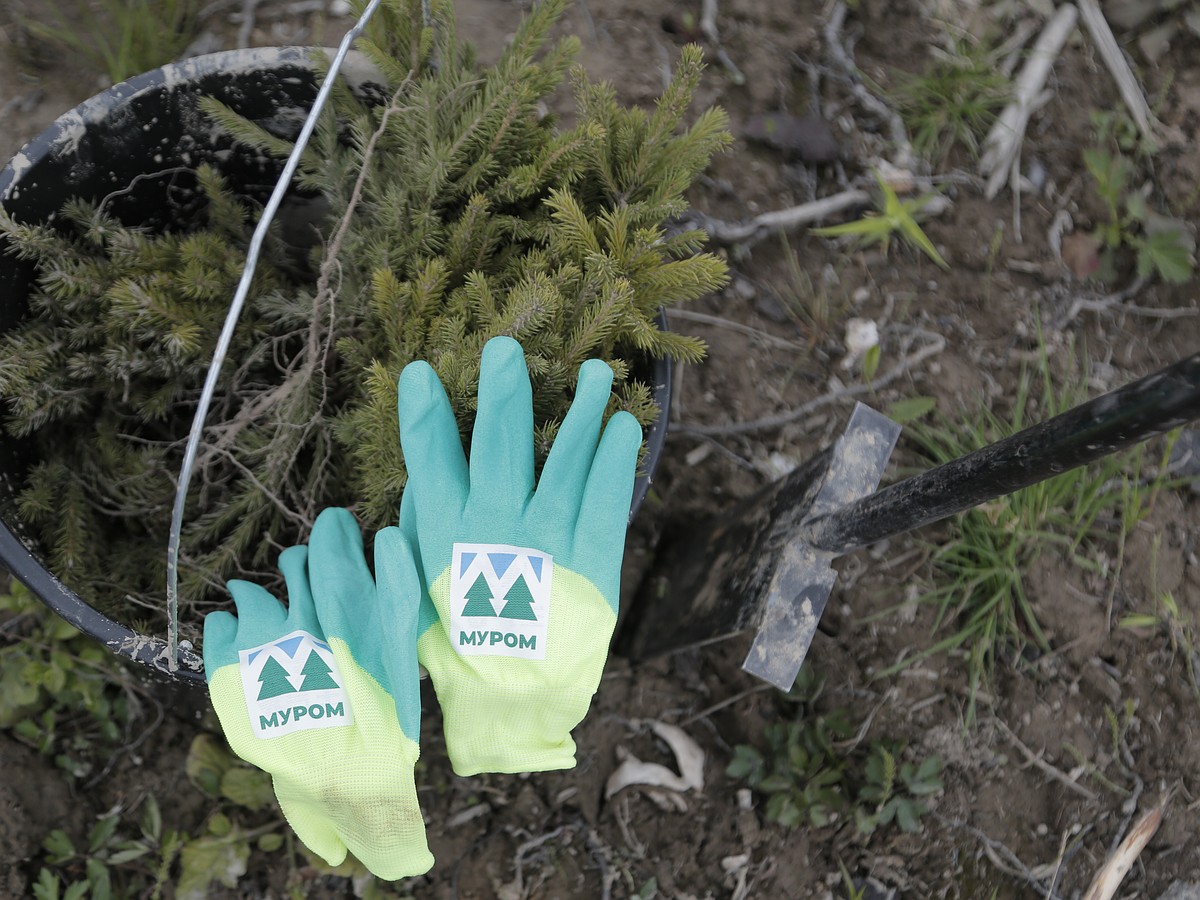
[823,1,912,169]
[992,718,1100,802]
[934,812,1067,900]
[1076,0,1159,144]
[980,4,1079,200]
[665,308,810,351]
[1081,793,1170,900]
[689,188,870,246]
[236,0,261,49]
[677,326,945,436]
[699,0,745,84]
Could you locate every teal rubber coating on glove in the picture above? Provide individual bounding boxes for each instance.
[203,508,432,880]
[396,336,642,775]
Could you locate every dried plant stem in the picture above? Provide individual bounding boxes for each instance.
[689,188,870,246]
[823,1,911,168]
[992,717,1099,802]
[1081,794,1169,900]
[1076,0,1158,143]
[678,326,945,436]
[980,4,1078,200]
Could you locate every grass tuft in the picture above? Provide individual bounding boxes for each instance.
[872,341,1178,724]
[888,34,1011,166]
[16,0,201,86]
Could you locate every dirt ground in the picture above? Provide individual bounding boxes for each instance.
[2,0,1200,897]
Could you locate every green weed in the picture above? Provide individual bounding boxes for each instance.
[770,233,844,346]
[811,170,949,269]
[16,0,200,85]
[0,581,135,780]
[1084,111,1195,284]
[726,666,942,835]
[1119,536,1200,697]
[836,858,867,900]
[874,343,1173,723]
[854,743,943,835]
[889,35,1011,165]
[33,795,184,900]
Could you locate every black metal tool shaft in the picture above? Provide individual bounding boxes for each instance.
[799,352,1200,556]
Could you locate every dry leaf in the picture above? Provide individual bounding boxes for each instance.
[1082,797,1167,900]
[604,720,706,800]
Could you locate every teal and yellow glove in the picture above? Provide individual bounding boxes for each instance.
[203,507,433,880]
[396,336,642,776]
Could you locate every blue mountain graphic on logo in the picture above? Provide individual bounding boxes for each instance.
[275,634,306,658]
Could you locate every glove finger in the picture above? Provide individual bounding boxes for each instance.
[397,491,441,639]
[398,484,421,558]
[528,357,612,524]
[307,508,375,643]
[466,336,534,512]
[398,360,468,511]
[276,792,349,869]
[225,580,289,645]
[374,526,424,740]
[277,545,320,636]
[201,611,240,678]
[574,410,642,607]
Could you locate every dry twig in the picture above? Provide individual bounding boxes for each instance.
[699,0,745,84]
[687,188,871,246]
[666,308,809,351]
[1081,792,1170,900]
[823,1,911,168]
[980,4,1078,200]
[934,812,1067,900]
[992,717,1100,802]
[1076,0,1160,144]
[677,326,945,436]
[236,0,261,48]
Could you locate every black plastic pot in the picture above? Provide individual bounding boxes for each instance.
[0,48,673,687]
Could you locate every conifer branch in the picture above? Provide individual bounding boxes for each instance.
[0,0,731,632]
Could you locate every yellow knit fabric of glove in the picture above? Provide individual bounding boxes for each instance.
[208,635,431,880]
[416,564,615,776]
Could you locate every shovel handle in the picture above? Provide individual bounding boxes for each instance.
[800,352,1200,556]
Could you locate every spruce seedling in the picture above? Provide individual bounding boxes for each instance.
[810,170,949,269]
[0,0,731,639]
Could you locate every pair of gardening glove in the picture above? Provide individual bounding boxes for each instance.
[202,337,642,880]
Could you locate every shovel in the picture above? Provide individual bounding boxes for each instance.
[623,351,1200,690]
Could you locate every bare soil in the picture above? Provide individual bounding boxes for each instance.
[2,0,1200,898]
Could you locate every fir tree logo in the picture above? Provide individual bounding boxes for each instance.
[461,572,498,617]
[299,649,340,691]
[498,574,538,620]
[257,655,298,700]
[450,543,552,660]
[238,630,355,738]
